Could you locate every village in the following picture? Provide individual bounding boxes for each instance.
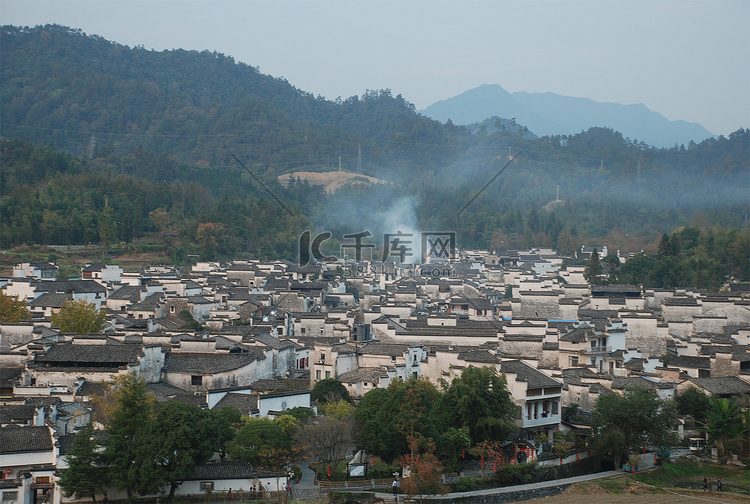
[1,245,749,503]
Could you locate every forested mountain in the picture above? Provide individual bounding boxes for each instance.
[1,24,748,275]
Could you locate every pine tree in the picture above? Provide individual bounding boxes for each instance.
[59,423,107,503]
[584,248,603,285]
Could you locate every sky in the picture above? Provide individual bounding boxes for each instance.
[2,0,749,136]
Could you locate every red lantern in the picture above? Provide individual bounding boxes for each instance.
[327,466,331,477]
[371,456,375,467]
[481,456,484,468]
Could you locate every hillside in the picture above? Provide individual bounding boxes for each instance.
[420,84,715,148]
[1,25,748,261]
[278,171,391,194]
[0,24,463,178]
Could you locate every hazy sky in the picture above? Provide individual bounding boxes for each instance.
[3,0,749,136]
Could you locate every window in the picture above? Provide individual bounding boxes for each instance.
[191,375,203,386]
[199,482,214,492]
[301,328,306,334]
[325,371,331,379]
[320,353,325,362]
[316,370,321,380]
[569,356,579,367]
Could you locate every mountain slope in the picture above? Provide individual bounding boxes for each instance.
[420,84,714,148]
[0,25,462,177]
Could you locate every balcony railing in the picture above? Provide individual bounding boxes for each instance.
[522,414,561,428]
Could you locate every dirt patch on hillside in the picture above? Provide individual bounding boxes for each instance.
[278,171,391,193]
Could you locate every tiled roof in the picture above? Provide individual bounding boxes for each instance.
[187,461,255,480]
[337,367,388,384]
[214,393,258,415]
[0,404,35,424]
[500,360,562,389]
[34,280,106,293]
[671,355,711,369]
[0,425,53,453]
[36,343,142,365]
[164,351,265,374]
[688,376,750,396]
[458,350,500,363]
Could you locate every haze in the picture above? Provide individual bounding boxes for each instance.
[2,0,748,137]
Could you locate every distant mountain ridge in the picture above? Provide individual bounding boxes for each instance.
[420,84,715,148]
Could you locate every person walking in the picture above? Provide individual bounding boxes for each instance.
[703,476,708,491]
[392,478,399,502]
[717,478,723,492]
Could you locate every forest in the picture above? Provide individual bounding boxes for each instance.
[1,24,748,285]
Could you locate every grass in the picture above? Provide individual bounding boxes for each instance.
[629,458,749,495]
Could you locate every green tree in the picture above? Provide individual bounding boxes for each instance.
[0,292,29,322]
[135,401,219,503]
[311,378,352,404]
[59,423,108,503]
[675,387,710,423]
[227,417,291,468]
[103,373,156,503]
[207,406,241,462]
[51,298,106,335]
[440,427,472,472]
[701,396,745,458]
[435,366,518,445]
[584,248,603,285]
[591,387,678,467]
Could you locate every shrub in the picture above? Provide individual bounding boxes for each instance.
[451,476,477,492]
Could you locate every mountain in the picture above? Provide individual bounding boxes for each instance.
[420,84,715,148]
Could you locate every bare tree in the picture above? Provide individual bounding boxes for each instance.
[294,411,352,480]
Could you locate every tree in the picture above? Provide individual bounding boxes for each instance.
[311,378,352,404]
[51,298,106,334]
[701,396,745,458]
[675,387,710,423]
[435,366,518,445]
[399,436,447,503]
[134,401,219,503]
[103,373,156,503]
[59,423,108,503]
[0,292,29,322]
[227,417,292,468]
[584,248,603,285]
[294,409,353,480]
[440,427,471,472]
[591,387,678,467]
[206,406,240,462]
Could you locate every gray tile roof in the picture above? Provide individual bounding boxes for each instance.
[35,343,142,366]
[164,351,265,374]
[0,404,35,424]
[500,360,562,389]
[688,376,750,396]
[0,425,53,453]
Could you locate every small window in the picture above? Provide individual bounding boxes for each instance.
[301,328,306,334]
[3,491,19,501]
[191,375,203,386]
[199,482,214,492]
[281,401,287,410]
[316,370,321,380]
[170,305,176,313]
[325,371,331,379]
[321,353,326,362]
[570,356,579,367]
